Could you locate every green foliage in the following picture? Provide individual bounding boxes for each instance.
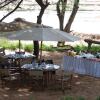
[7,43,17,50]
[74,44,100,54]
[42,44,55,52]
[77,96,85,100]
[0,39,21,50]
[0,39,10,48]
[62,96,73,100]
[74,44,87,53]
[24,44,33,52]
[89,45,100,53]
[16,41,22,49]
[61,96,100,100]
[96,96,100,100]
[0,39,100,53]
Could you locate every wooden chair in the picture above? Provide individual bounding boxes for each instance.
[0,47,5,56]
[55,69,73,93]
[0,69,21,87]
[0,56,10,69]
[28,70,44,89]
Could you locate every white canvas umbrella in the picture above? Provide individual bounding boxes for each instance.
[0,18,51,53]
[0,18,80,58]
[0,27,80,59]
[0,27,79,41]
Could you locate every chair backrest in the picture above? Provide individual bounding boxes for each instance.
[0,55,10,68]
[0,69,10,76]
[0,47,5,56]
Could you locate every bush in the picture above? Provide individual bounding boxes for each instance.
[96,96,100,100]
[74,45,87,54]
[61,96,73,100]
[0,39,10,48]
[0,39,100,53]
[77,96,85,100]
[89,45,100,53]
[24,44,33,52]
[73,44,100,54]
[42,44,55,52]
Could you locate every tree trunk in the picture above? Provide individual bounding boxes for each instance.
[64,0,79,33]
[34,0,49,59]
[33,8,45,59]
[56,0,67,47]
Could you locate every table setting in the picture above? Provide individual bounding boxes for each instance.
[21,62,60,71]
[5,52,34,59]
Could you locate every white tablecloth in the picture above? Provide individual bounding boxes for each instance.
[5,53,34,59]
[21,64,60,71]
[63,56,100,77]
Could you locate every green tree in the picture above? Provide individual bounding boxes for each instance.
[56,0,79,46]
[64,0,79,33]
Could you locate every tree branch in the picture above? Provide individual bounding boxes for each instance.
[0,0,7,6]
[0,0,23,22]
[35,0,50,8]
[64,0,79,32]
[0,0,16,9]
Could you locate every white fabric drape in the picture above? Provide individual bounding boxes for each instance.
[63,55,100,78]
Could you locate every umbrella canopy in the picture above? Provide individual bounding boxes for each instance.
[0,18,80,58]
[0,18,80,42]
[0,28,80,42]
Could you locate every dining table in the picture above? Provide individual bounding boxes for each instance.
[21,63,60,86]
[4,52,35,67]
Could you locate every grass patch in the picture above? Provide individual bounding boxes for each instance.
[0,39,100,53]
[73,44,87,53]
[42,44,55,52]
[61,96,100,100]
[24,44,33,52]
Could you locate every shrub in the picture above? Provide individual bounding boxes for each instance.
[15,41,23,49]
[73,44,100,54]
[89,45,100,53]
[61,96,73,100]
[0,39,10,48]
[74,45,87,54]
[96,96,100,100]
[24,44,33,52]
[42,44,55,52]
[77,96,85,100]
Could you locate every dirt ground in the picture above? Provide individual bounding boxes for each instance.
[0,51,100,100]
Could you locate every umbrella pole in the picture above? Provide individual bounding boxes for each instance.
[40,41,43,60]
[19,40,21,52]
[18,40,21,73]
